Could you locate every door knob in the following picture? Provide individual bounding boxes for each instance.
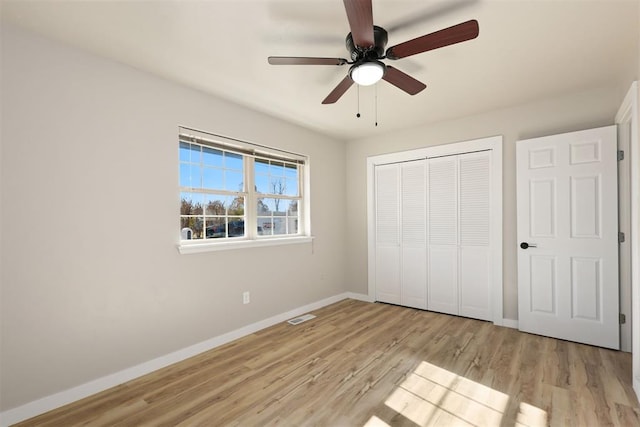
[520,242,537,249]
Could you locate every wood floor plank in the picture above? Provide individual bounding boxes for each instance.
[13,299,640,426]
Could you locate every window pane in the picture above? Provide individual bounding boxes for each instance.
[179,163,192,187]
[202,147,223,167]
[257,197,269,215]
[203,167,223,190]
[205,217,226,239]
[180,216,198,234]
[181,192,203,215]
[228,196,245,216]
[204,195,226,215]
[181,216,203,239]
[227,217,245,237]
[257,198,300,216]
[190,145,202,164]
[273,217,286,235]
[290,200,299,215]
[285,164,298,179]
[179,142,192,162]
[254,197,299,237]
[225,152,243,170]
[225,171,243,192]
[254,174,269,193]
[255,159,269,175]
[192,203,203,216]
[258,198,275,213]
[279,199,298,214]
[180,198,192,215]
[272,178,287,196]
[274,198,287,213]
[190,165,202,188]
[269,161,285,177]
[284,178,298,196]
[288,217,299,234]
[257,217,273,235]
[257,220,267,235]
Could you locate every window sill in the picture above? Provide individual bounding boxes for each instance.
[177,236,314,254]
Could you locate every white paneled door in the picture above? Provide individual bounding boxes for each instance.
[516,126,619,349]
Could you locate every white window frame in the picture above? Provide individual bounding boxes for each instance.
[178,127,312,254]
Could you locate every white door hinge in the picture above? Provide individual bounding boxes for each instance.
[619,232,626,243]
[620,313,627,324]
[618,150,625,161]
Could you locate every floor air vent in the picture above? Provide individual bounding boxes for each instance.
[287,314,316,325]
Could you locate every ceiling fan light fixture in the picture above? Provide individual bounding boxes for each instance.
[350,61,385,86]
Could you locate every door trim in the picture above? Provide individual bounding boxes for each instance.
[366,135,503,325]
[615,81,639,396]
[616,83,635,353]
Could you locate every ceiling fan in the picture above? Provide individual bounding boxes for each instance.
[268,0,479,104]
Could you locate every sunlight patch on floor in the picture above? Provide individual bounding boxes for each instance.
[364,361,548,426]
[516,401,548,426]
[362,415,391,427]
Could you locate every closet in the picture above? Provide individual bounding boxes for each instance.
[369,137,502,323]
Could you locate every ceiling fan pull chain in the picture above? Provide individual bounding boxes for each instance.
[375,83,378,127]
[356,84,361,118]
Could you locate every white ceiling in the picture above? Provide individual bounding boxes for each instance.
[2,0,638,140]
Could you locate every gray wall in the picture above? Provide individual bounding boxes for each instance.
[345,84,631,320]
[0,24,347,410]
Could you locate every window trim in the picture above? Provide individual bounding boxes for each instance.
[178,235,314,254]
[177,126,311,253]
[179,129,307,164]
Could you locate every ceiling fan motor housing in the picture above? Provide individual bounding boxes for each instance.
[345,25,388,62]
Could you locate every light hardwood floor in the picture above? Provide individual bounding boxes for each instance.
[15,299,640,426]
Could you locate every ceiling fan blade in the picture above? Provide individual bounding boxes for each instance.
[322,75,354,104]
[386,19,479,60]
[382,66,426,95]
[268,56,348,66]
[343,0,375,48]
[386,0,478,33]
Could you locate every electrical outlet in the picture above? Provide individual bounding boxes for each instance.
[243,291,250,304]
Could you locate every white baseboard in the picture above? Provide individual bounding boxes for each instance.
[344,292,373,302]
[0,292,360,427]
[501,318,519,329]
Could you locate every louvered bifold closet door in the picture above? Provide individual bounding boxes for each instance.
[375,164,401,304]
[458,152,492,321]
[401,160,427,309]
[427,157,459,315]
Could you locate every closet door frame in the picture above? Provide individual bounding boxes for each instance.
[367,135,504,325]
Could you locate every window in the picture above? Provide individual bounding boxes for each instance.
[254,159,300,236]
[178,128,308,250]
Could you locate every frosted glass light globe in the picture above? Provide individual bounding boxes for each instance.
[351,62,385,86]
